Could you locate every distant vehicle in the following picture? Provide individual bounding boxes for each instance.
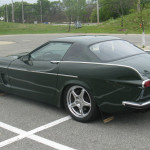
[0,36,150,122]
[75,21,82,28]
[0,17,4,21]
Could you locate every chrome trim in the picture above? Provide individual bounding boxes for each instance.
[9,76,57,90]
[50,61,60,64]
[8,67,78,78]
[122,101,150,109]
[142,79,150,88]
[58,74,78,78]
[9,67,57,75]
[0,66,7,69]
[0,60,143,80]
[61,61,144,80]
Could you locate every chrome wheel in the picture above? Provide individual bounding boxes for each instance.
[66,86,91,118]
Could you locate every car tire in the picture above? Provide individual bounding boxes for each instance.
[64,85,98,123]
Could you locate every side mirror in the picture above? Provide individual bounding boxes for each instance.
[21,55,33,65]
[21,55,29,62]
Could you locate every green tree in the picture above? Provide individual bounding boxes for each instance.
[37,0,50,22]
[63,0,86,31]
[90,0,136,25]
[136,0,150,47]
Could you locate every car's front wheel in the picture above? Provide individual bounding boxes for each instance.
[64,85,98,122]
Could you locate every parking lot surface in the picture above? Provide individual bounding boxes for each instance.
[0,34,150,150]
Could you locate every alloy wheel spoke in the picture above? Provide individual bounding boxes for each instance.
[82,100,91,107]
[79,89,85,99]
[69,102,77,108]
[71,90,78,99]
[79,106,84,116]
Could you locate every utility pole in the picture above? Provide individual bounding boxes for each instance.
[12,0,15,22]
[40,1,43,23]
[6,4,8,23]
[137,0,141,12]
[4,7,6,22]
[22,0,24,24]
[97,0,99,24]
[77,0,79,22]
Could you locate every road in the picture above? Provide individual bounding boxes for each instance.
[0,33,150,56]
[0,34,150,150]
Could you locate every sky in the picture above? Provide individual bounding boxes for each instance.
[0,0,60,6]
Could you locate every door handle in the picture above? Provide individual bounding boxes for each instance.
[50,61,60,64]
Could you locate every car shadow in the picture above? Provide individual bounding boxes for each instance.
[2,93,150,126]
[2,93,67,115]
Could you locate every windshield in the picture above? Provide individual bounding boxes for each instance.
[90,40,145,62]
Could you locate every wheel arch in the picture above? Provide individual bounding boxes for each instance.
[58,80,93,108]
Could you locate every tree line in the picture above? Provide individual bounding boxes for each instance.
[0,0,149,24]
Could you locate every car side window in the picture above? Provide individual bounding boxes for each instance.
[90,40,144,62]
[30,42,72,61]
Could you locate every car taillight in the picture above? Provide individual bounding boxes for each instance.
[142,80,150,88]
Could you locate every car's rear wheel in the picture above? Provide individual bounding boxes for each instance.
[64,85,98,122]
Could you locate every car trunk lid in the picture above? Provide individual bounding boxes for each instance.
[110,53,150,79]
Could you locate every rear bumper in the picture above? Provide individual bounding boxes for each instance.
[122,100,150,109]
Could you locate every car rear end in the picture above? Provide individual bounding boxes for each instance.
[89,39,150,113]
[123,80,150,111]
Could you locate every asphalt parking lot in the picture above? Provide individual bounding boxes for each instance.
[1,34,150,150]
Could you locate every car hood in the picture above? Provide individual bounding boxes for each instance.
[111,53,150,79]
[7,52,29,59]
[0,52,28,68]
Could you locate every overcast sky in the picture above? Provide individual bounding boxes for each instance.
[0,0,60,6]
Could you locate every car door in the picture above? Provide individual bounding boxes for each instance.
[8,42,72,104]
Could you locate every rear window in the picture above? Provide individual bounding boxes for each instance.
[90,40,145,62]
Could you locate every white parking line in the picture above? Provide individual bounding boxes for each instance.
[0,116,76,150]
[29,135,75,150]
[0,122,25,134]
[0,41,16,45]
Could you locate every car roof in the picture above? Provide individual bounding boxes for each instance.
[51,35,121,46]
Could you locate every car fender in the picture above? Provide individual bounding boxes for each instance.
[57,61,143,111]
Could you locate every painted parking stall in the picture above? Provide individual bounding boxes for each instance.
[0,116,76,150]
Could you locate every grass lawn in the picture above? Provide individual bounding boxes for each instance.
[0,9,150,35]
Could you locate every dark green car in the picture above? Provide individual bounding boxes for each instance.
[0,36,150,122]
